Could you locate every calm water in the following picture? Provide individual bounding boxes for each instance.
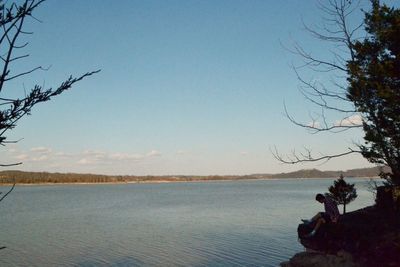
[0,178,376,267]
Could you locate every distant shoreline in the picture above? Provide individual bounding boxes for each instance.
[0,176,380,187]
[0,167,385,186]
[0,177,282,186]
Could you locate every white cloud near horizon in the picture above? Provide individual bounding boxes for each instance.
[31,155,49,162]
[77,149,162,165]
[31,147,52,154]
[83,150,106,157]
[15,154,29,160]
[109,153,144,161]
[334,114,363,127]
[77,158,95,165]
[147,150,162,157]
[6,146,165,172]
[306,114,363,130]
[54,152,74,157]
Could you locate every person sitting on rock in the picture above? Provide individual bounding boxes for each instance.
[301,193,340,237]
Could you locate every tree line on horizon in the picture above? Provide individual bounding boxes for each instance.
[0,167,384,184]
[0,170,245,184]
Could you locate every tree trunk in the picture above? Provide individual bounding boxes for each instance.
[343,203,346,214]
[376,186,395,210]
[392,171,400,186]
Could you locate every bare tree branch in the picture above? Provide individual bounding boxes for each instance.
[271,145,361,164]
[0,70,101,140]
[9,54,29,62]
[283,102,362,134]
[292,42,347,72]
[5,65,45,81]
[0,162,22,167]
[0,10,26,91]
[276,0,366,165]
[2,138,23,144]
[0,178,16,203]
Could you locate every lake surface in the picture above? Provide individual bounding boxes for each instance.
[0,178,377,266]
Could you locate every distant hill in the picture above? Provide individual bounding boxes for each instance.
[270,169,335,179]
[0,166,388,184]
[267,166,388,179]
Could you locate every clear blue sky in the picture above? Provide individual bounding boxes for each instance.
[1,0,378,175]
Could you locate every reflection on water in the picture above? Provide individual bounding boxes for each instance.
[0,178,376,266]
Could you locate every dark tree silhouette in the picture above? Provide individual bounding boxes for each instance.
[273,0,400,186]
[328,175,357,214]
[0,0,99,201]
[347,1,400,185]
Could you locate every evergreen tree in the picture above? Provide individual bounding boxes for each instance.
[328,175,357,214]
[347,0,400,185]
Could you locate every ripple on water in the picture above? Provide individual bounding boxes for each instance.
[0,179,376,266]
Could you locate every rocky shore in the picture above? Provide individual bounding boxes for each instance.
[281,204,400,267]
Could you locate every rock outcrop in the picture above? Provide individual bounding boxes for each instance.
[280,250,359,267]
[285,205,400,267]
